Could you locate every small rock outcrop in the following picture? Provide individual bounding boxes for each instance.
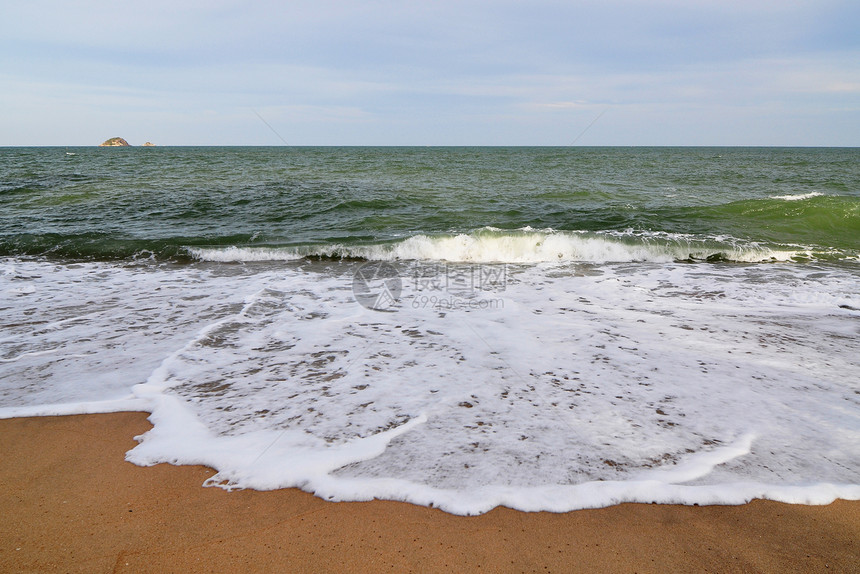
[99,137,131,147]
[142,142,156,147]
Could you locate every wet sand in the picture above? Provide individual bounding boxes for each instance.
[1,412,857,573]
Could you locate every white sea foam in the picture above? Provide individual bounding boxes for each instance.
[185,245,305,262]
[2,256,859,514]
[0,396,150,418]
[770,192,824,201]
[0,260,257,410]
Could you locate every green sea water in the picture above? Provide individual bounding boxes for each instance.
[1,146,858,263]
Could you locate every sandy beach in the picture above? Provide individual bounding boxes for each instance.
[0,412,856,573]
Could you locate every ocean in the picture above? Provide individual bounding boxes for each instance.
[1,146,858,514]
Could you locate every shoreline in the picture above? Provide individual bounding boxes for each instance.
[1,412,858,573]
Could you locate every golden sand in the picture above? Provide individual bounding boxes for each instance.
[1,413,857,573]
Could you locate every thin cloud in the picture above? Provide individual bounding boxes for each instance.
[1,1,858,145]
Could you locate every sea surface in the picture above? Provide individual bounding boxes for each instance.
[1,146,858,514]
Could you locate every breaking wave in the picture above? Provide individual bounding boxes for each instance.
[187,228,826,264]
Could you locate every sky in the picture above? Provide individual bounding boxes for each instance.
[1,0,858,146]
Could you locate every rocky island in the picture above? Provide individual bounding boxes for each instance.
[99,137,131,147]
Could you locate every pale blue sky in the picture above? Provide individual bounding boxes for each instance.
[2,0,858,146]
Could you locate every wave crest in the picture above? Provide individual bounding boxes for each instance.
[769,192,824,201]
[187,229,809,264]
